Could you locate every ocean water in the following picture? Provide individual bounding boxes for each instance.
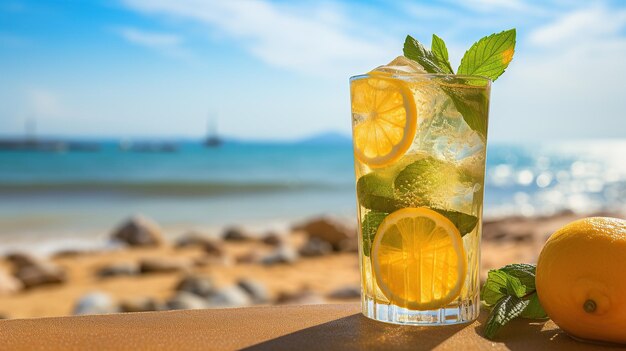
[1,140,625,248]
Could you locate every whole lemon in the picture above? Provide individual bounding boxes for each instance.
[536,217,626,344]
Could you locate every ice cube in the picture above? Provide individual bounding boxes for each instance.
[412,91,486,164]
[370,56,427,75]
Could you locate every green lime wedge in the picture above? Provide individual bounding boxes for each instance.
[394,157,461,208]
[357,173,398,213]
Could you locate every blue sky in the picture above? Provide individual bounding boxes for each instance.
[1,0,625,141]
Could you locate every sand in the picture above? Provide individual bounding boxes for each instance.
[0,211,622,320]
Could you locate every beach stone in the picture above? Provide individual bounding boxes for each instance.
[235,251,262,264]
[96,262,139,278]
[222,226,254,241]
[327,286,361,300]
[261,232,286,247]
[0,269,23,295]
[73,292,118,315]
[175,232,221,249]
[260,245,299,265]
[206,285,251,308]
[119,296,160,313]
[6,252,67,289]
[293,217,356,251]
[175,275,216,298]
[237,278,270,304]
[166,292,208,310]
[111,215,165,247]
[0,313,8,319]
[275,289,325,305]
[139,258,191,274]
[202,240,227,258]
[299,237,333,257]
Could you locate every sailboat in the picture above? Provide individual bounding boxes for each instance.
[204,116,222,147]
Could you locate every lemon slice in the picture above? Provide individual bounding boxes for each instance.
[372,207,467,310]
[351,76,417,168]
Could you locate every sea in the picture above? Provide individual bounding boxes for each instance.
[1,139,625,253]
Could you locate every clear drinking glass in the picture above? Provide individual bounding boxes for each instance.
[350,71,491,325]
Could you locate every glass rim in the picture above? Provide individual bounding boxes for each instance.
[349,73,492,83]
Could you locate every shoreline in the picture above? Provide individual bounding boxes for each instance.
[0,209,620,256]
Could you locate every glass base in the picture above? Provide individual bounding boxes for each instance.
[362,294,479,326]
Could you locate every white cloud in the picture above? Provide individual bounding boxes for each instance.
[120,0,393,75]
[115,27,192,59]
[488,4,626,141]
[529,5,626,46]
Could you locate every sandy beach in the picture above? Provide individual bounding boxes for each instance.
[1,210,621,320]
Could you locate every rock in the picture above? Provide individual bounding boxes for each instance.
[0,313,8,319]
[299,237,333,257]
[119,296,160,313]
[0,269,23,295]
[206,285,251,308]
[111,215,165,247]
[139,258,191,274]
[222,226,253,241]
[237,278,270,304]
[73,292,118,315]
[175,232,221,250]
[275,289,325,305]
[260,245,298,265]
[166,292,208,310]
[293,217,356,251]
[327,286,361,300]
[175,275,216,298]
[202,241,227,258]
[235,251,262,264]
[261,232,285,247]
[6,252,67,289]
[96,262,139,278]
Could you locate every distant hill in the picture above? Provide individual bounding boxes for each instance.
[298,132,351,145]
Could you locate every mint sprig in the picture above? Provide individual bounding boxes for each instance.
[431,34,453,74]
[402,29,516,139]
[481,264,547,340]
[404,35,449,74]
[458,29,516,81]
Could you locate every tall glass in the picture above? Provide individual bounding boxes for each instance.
[350,72,491,325]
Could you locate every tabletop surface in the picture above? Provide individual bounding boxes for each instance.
[0,303,621,350]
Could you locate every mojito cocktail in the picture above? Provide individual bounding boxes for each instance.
[351,56,491,325]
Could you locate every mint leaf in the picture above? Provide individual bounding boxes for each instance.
[481,270,509,306]
[403,35,447,74]
[432,208,477,236]
[520,293,548,319]
[482,263,548,339]
[357,173,397,213]
[505,275,526,298]
[361,211,388,256]
[484,295,529,340]
[500,264,536,291]
[431,34,453,74]
[443,85,490,140]
[458,29,516,81]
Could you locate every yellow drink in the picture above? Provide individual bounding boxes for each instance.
[350,65,490,325]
